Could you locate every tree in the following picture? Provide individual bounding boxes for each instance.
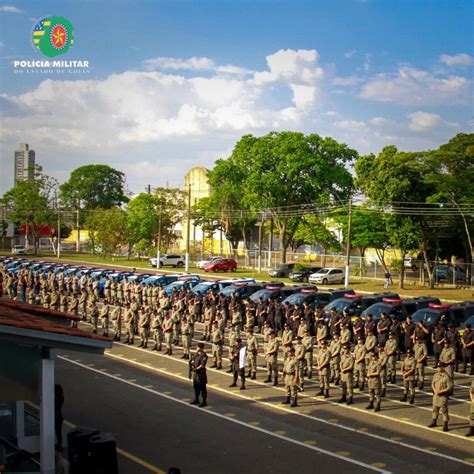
[85,208,128,256]
[1,174,57,255]
[291,214,341,266]
[60,164,129,210]
[387,216,420,288]
[355,147,439,287]
[217,132,355,263]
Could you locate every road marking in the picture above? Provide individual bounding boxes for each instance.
[400,417,411,421]
[359,427,368,432]
[111,341,471,425]
[113,373,122,377]
[304,440,317,445]
[100,368,108,372]
[61,355,474,468]
[60,357,391,473]
[225,412,236,417]
[128,379,137,382]
[372,463,386,468]
[275,430,286,435]
[465,458,474,463]
[337,451,351,456]
[144,384,154,388]
[425,447,437,451]
[248,421,260,426]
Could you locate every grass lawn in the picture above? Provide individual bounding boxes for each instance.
[20,251,473,303]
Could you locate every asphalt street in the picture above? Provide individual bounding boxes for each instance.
[54,320,474,474]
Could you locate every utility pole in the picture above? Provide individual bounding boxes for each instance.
[57,196,61,259]
[185,182,191,272]
[76,209,80,253]
[268,217,274,268]
[257,213,264,273]
[344,198,353,289]
[156,204,162,270]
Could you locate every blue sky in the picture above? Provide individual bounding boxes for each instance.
[0,0,472,194]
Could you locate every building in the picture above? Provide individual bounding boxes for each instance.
[14,143,35,186]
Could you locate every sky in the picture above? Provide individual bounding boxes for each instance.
[0,0,472,196]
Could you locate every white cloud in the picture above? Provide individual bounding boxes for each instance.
[440,53,473,66]
[143,56,215,71]
[332,75,363,86]
[0,5,23,13]
[0,41,4,47]
[408,111,441,132]
[360,66,471,105]
[344,50,357,58]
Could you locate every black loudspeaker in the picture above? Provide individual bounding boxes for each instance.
[67,426,99,474]
[89,431,118,474]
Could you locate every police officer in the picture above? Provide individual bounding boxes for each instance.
[246,328,258,380]
[111,305,122,341]
[316,340,331,398]
[229,338,246,390]
[385,332,398,383]
[294,336,306,391]
[329,333,342,385]
[302,328,314,379]
[400,349,416,404]
[366,352,382,412]
[466,380,474,437]
[413,336,428,389]
[211,321,224,369]
[282,345,298,407]
[428,363,452,432]
[181,315,192,359]
[264,331,279,386]
[461,323,473,375]
[190,342,208,407]
[339,343,354,405]
[354,337,367,391]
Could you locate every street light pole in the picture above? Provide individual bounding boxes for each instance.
[185,182,191,272]
[344,198,353,288]
[156,204,162,270]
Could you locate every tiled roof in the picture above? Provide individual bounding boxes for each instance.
[0,298,110,342]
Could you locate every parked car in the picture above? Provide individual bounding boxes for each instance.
[323,292,400,319]
[434,264,466,283]
[411,302,474,329]
[308,268,345,285]
[289,266,322,283]
[162,277,201,296]
[202,258,237,272]
[149,254,185,268]
[220,282,266,300]
[196,256,222,269]
[11,245,26,255]
[268,263,295,278]
[403,256,418,271]
[248,285,308,304]
[192,278,252,295]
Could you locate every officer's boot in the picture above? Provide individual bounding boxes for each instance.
[226,366,233,373]
[181,353,186,359]
[338,395,347,404]
[354,381,359,389]
[428,419,437,428]
[308,371,312,379]
[316,388,324,396]
[400,393,407,402]
[346,396,353,405]
[392,375,396,384]
[443,422,448,432]
[409,394,415,405]
[324,389,329,399]
[273,375,279,386]
[252,372,256,380]
[138,340,143,348]
[199,397,207,408]
[168,348,173,355]
[124,338,129,344]
[366,401,374,410]
[217,363,222,370]
[374,401,381,412]
[143,341,147,349]
[419,381,424,390]
[465,426,474,437]
[157,344,162,352]
[381,388,386,397]
[152,343,157,351]
[291,395,297,407]
[247,370,252,378]
[282,396,290,404]
[264,374,272,383]
[460,362,467,374]
[240,381,246,390]
[360,382,365,391]
[335,377,340,386]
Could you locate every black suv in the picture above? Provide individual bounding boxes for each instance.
[361,296,440,322]
[411,301,474,329]
[268,263,295,278]
[289,266,322,283]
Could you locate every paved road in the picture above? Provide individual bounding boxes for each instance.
[55,320,474,474]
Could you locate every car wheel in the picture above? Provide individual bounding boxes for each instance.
[177,262,184,268]
[340,278,345,284]
[213,268,219,272]
[322,278,328,285]
[231,267,237,272]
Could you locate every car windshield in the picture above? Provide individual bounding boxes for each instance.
[316,269,330,275]
[411,309,440,325]
[282,293,307,305]
[324,298,351,312]
[361,303,392,319]
[193,282,214,293]
[250,289,275,302]
[220,285,241,296]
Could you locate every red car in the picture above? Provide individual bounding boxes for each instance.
[202,258,237,272]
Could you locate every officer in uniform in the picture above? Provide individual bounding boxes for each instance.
[316,340,331,398]
[339,343,354,405]
[246,328,258,380]
[68,293,79,328]
[432,322,446,368]
[88,298,99,334]
[364,330,377,366]
[400,349,416,404]
[190,342,208,407]
[428,363,452,432]
[282,323,294,360]
[294,336,306,391]
[378,345,388,397]
[227,325,238,373]
[366,352,382,412]
[466,380,474,437]
[439,340,456,393]
[316,319,328,347]
[99,304,110,337]
[211,321,224,369]
[163,312,174,355]
[414,336,428,389]
[461,323,473,375]
[264,331,279,386]
[282,345,298,407]
[229,338,246,390]
[79,289,88,320]
[124,303,135,345]
[329,333,342,385]
[138,307,151,349]
[302,329,314,379]
[354,337,367,391]
[150,309,163,351]
[385,332,398,383]
[181,315,192,359]
[111,305,122,341]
